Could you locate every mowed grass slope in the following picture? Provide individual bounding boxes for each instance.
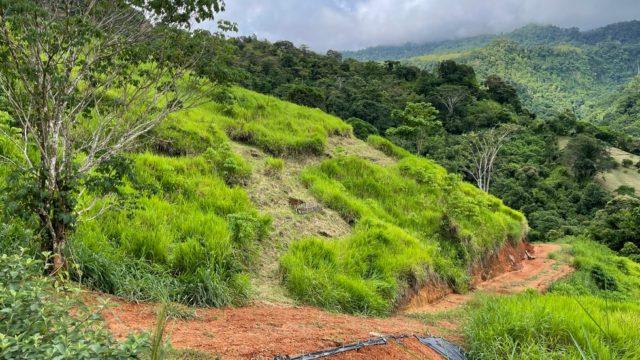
[281,136,527,315]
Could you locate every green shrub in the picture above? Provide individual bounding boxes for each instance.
[620,242,640,262]
[346,117,378,140]
[0,253,147,359]
[622,158,634,168]
[366,135,411,159]
[204,145,252,186]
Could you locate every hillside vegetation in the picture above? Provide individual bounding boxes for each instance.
[349,22,640,126]
[465,237,640,359]
[283,142,525,314]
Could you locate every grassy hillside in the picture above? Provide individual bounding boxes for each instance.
[281,137,526,315]
[70,85,527,315]
[465,237,640,359]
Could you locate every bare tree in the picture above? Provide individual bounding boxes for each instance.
[432,85,469,117]
[462,125,518,192]
[0,0,223,271]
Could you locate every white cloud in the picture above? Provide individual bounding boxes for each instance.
[199,0,640,52]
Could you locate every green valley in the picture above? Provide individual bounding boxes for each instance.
[1,1,640,359]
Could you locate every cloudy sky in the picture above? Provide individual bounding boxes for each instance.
[199,0,640,52]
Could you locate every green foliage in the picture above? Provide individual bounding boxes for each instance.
[282,154,526,314]
[346,117,379,140]
[386,102,443,155]
[0,252,147,359]
[563,134,611,181]
[620,242,640,262]
[402,22,640,124]
[589,196,640,251]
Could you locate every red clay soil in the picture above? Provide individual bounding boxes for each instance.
[104,243,571,359]
[104,301,435,360]
[331,337,444,360]
[404,243,572,314]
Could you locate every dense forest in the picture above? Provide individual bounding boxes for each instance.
[348,22,640,126]
[1,1,640,359]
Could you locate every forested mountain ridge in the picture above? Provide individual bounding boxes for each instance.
[346,21,640,127]
[345,21,640,61]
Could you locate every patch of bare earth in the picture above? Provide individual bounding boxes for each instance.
[104,301,435,360]
[229,135,395,304]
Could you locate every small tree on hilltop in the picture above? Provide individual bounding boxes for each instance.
[563,134,610,181]
[386,102,443,155]
[0,0,225,272]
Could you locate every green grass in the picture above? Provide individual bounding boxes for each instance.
[72,96,272,306]
[209,87,351,156]
[280,154,526,315]
[464,237,640,359]
[72,153,270,306]
[465,293,640,359]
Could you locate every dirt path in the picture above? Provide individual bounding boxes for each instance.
[105,302,436,359]
[404,243,572,314]
[104,243,571,359]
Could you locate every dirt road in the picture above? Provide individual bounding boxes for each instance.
[104,243,571,359]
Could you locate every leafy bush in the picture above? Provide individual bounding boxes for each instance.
[347,117,378,140]
[0,253,146,359]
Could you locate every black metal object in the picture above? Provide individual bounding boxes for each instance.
[273,334,466,360]
[416,336,466,360]
[273,337,388,360]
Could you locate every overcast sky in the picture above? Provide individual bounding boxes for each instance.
[198,0,640,52]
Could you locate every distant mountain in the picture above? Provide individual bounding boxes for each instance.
[344,22,640,127]
[345,21,640,61]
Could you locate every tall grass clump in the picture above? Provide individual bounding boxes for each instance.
[465,292,640,359]
[366,135,411,159]
[464,237,640,359]
[282,154,526,314]
[211,87,352,156]
[72,152,269,307]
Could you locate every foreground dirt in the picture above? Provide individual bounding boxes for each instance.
[104,243,571,359]
[105,302,435,359]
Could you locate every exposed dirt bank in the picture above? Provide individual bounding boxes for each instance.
[403,243,572,314]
